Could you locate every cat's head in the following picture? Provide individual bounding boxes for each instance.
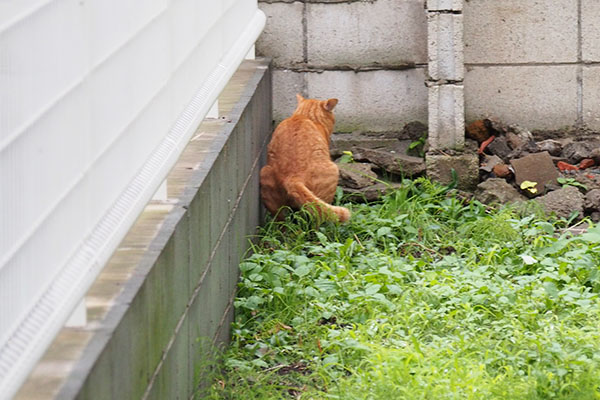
[293,94,338,131]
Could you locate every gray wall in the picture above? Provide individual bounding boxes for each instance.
[258,0,600,133]
[15,60,272,400]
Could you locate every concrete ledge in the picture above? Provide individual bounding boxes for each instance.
[15,59,273,400]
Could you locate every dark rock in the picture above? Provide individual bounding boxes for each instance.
[591,211,600,223]
[353,146,426,177]
[337,162,379,189]
[425,152,479,191]
[475,178,527,204]
[401,121,428,141]
[591,148,600,165]
[479,154,503,173]
[485,118,510,135]
[584,189,600,211]
[537,139,563,157]
[510,151,559,195]
[485,136,512,161]
[535,185,584,220]
[562,141,594,164]
[343,183,402,202]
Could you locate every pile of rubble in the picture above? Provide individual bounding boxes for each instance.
[468,118,600,221]
[331,119,600,221]
[331,122,428,201]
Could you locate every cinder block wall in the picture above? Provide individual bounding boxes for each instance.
[257,0,429,133]
[258,0,600,133]
[464,0,600,131]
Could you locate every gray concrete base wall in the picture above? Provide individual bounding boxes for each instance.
[16,60,272,400]
[258,0,428,132]
[258,0,600,133]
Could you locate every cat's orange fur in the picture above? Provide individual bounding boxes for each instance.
[260,94,351,223]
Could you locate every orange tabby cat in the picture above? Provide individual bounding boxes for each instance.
[260,94,351,222]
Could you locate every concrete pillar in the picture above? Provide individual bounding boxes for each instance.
[426,0,464,150]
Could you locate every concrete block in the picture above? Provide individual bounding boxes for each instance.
[256,2,304,67]
[428,13,464,81]
[272,69,304,124]
[583,66,600,130]
[307,0,427,65]
[146,318,190,400]
[426,152,479,190]
[428,84,465,150]
[307,69,428,133]
[464,65,578,130]
[582,0,600,62]
[464,0,578,63]
[427,0,462,11]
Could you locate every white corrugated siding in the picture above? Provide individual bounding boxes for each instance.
[0,1,265,398]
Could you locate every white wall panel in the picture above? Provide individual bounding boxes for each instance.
[0,1,265,398]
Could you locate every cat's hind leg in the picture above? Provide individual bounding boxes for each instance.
[260,165,287,220]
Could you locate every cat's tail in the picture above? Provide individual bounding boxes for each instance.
[283,180,351,223]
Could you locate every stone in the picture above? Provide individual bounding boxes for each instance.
[485,136,512,161]
[492,163,512,179]
[336,162,379,189]
[330,133,399,158]
[579,158,595,170]
[475,178,527,205]
[590,148,600,165]
[466,120,491,143]
[343,183,402,202]
[535,185,585,220]
[425,152,479,191]
[401,121,428,141]
[537,139,563,157]
[510,151,559,194]
[353,146,426,177]
[479,154,503,173]
[562,141,594,164]
[584,189,600,211]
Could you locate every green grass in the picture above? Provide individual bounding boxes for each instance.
[202,178,600,399]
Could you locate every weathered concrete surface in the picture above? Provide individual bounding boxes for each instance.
[427,0,462,11]
[465,66,579,130]
[582,0,600,62]
[428,84,465,149]
[428,13,464,81]
[256,2,304,67]
[425,152,479,191]
[272,69,304,123]
[306,0,427,66]
[307,69,428,132]
[583,67,600,130]
[464,0,578,64]
[16,60,273,400]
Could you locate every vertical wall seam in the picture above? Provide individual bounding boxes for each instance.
[301,1,309,95]
[577,0,584,126]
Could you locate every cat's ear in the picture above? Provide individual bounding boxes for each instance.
[296,93,305,104]
[323,98,338,112]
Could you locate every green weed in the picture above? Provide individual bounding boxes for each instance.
[201,179,600,399]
